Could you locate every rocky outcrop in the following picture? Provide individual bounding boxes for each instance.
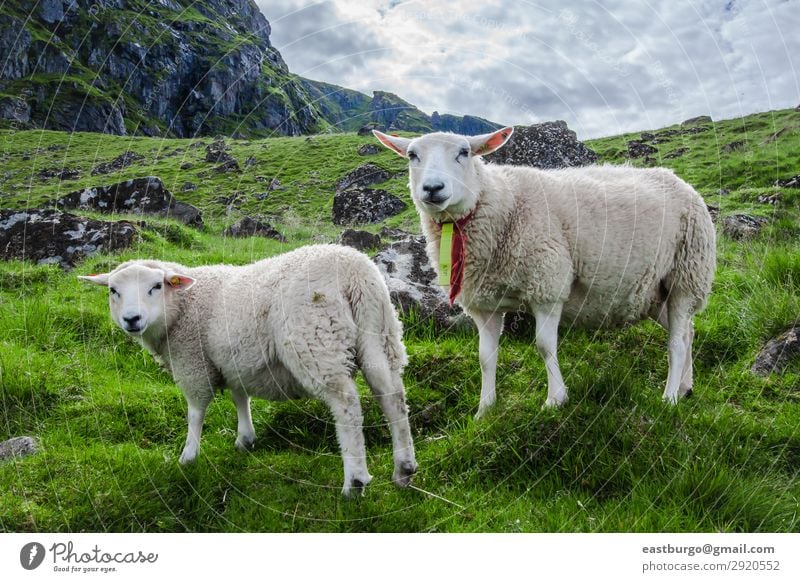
[332,188,406,226]
[722,214,767,240]
[681,115,712,126]
[752,326,800,376]
[484,121,598,169]
[338,229,381,251]
[775,175,800,188]
[335,163,391,191]
[0,436,38,461]
[54,177,203,227]
[0,209,137,269]
[0,0,325,137]
[357,144,380,156]
[626,140,658,159]
[373,235,461,328]
[91,152,145,176]
[223,216,285,241]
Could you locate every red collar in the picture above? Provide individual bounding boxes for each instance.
[438,208,475,306]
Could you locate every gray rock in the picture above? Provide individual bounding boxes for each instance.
[181,182,196,192]
[332,187,407,226]
[0,436,38,461]
[722,140,746,153]
[718,188,730,197]
[54,176,203,227]
[357,144,380,156]
[0,208,137,269]
[484,121,598,169]
[223,216,285,241]
[336,163,391,191]
[757,192,781,205]
[373,235,461,328]
[338,229,381,251]
[664,147,689,159]
[626,140,658,158]
[752,326,800,376]
[38,167,81,181]
[358,125,379,136]
[775,175,800,188]
[91,151,144,175]
[722,214,767,240]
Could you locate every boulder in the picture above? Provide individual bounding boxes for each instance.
[0,436,38,461]
[757,192,781,205]
[0,209,137,269]
[91,151,145,175]
[53,176,203,227]
[205,137,240,172]
[38,167,80,181]
[722,214,767,240]
[626,140,658,158]
[357,143,380,156]
[722,140,746,153]
[663,147,689,159]
[775,175,800,188]
[223,216,285,241]
[332,187,407,226]
[373,235,461,328]
[338,229,381,251]
[752,326,800,376]
[484,120,598,169]
[336,163,391,191]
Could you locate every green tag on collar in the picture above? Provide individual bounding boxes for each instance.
[438,222,453,286]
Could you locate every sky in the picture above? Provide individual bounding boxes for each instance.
[256,0,800,139]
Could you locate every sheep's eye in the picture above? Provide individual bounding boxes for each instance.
[109,287,118,296]
[458,148,469,159]
[148,282,162,295]
[408,151,419,162]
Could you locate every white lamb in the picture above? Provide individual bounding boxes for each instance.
[80,245,417,496]
[375,127,716,418]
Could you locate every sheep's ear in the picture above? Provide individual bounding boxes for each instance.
[373,130,411,158]
[468,126,514,156]
[78,273,110,286]
[165,273,195,291]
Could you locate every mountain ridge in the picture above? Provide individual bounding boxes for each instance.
[0,0,501,137]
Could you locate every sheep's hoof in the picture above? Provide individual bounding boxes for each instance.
[683,388,694,398]
[178,450,197,465]
[393,460,418,488]
[234,434,256,452]
[342,474,372,498]
[542,394,568,410]
[662,393,679,405]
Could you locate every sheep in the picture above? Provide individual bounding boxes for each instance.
[374,127,716,418]
[79,244,417,496]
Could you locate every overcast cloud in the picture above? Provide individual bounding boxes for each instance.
[257,0,799,138]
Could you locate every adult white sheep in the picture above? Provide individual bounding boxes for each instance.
[79,245,417,496]
[374,127,715,418]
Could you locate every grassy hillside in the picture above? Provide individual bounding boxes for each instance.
[1,108,799,532]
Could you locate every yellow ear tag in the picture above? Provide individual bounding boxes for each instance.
[170,276,181,287]
[438,222,453,286]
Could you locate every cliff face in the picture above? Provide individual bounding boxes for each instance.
[0,0,326,137]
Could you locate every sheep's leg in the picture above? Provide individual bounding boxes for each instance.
[320,379,372,497]
[360,349,417,487]
[679,321,694,397]
[470,310,504,420]
[652,302,694,398]
[663,297,692,405]
[534,303,568,408]
[179,397,210,464]
[231,388,256,452]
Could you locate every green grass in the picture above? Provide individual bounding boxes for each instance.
[1,108,800,532]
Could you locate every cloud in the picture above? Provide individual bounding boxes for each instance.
[257,0,799,138]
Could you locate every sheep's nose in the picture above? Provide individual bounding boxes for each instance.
[422,181,445,195]
[123,315,141,328]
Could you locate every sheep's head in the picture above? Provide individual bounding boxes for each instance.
[79,262,194,337]
[374,126,513,220]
